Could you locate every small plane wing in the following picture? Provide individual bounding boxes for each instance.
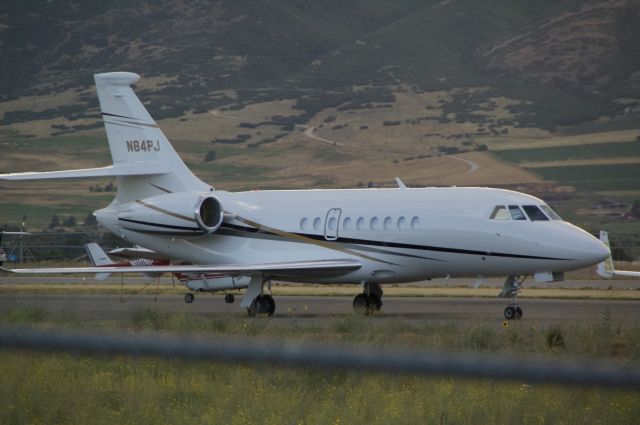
[1,259,362,278]
[597,231,640,278]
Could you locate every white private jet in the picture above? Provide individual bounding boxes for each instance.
[0,72,611,319]
[597,231,640,278]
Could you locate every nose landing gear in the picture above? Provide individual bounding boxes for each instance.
[500,275,525,320]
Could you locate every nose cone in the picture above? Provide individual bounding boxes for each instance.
[585,237,611,264]
[568,228,611,268]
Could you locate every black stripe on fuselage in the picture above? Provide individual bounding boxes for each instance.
[118,218,201,232]
[216,225,443,262]
[220,223,571,261]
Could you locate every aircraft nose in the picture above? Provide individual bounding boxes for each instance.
[588,238,611,263]
[576,233,610,266]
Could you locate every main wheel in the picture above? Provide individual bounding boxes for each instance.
[224,293,235,304]
[353,293,370,314]
[184,293,195,304]
[263,294,276,316]
[248,296,262,317]
[369,294,382,311]
[515,306,523,320]
[504,306,516,320]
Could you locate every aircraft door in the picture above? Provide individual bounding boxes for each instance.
[324,208,342,241]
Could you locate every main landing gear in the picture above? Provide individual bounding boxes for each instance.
[241,276,276,317]
[499,275,525,320]
[247,294,275,317]
[353,282,383,314]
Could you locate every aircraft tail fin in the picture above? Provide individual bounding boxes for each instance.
[597,231,640,278]
[94,72,209,201]
[0,72,210,202]
[85,243,113,281]
[597,231,615,278]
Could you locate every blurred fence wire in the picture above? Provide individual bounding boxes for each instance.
[1,326,639,389]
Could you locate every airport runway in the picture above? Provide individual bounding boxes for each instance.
[1,293,639,327]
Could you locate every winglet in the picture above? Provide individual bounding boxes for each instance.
[395,177,407,189]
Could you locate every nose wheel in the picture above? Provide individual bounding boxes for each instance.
[500,276,525,320]
[504,305,523,320]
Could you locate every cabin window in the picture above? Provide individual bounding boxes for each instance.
[328,217,337,231]
[397,216,406,229]
[383,216,392,230]
[508,205,526,221]
[540,204,562,220]
[490,206,509,220]
[300,217,308,230]
[370,217,379,230]
[343,217,352,230]
[522,205,549,221]
[411,216,420,229]
[356,217,365,230]
[313,217,322,231]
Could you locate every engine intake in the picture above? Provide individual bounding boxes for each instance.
[117,192,225,236]
[194,195,224,233]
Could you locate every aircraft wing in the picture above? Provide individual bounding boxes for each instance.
[0,259,361,278]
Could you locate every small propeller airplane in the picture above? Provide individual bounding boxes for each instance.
[0,72,611,319]
[597,231,640,278]
[85,242,245,303]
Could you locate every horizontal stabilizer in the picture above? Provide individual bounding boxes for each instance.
[0,163,167,181]
[108,246,167,261]
[1,259,362,278]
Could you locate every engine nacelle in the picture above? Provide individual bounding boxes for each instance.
[118,192,224,235]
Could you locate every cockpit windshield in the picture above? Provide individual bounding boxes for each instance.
[508,205,526,220]
[522,205,549,221]
[540,204,562,220]
[489,204,562,221]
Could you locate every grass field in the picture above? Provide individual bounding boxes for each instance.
[531,164,640,192]
[1,306,639,424]
[1,283,640,300]
[492,141,640,164]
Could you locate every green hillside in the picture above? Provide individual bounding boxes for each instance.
[1,0,639,237]
[1,0,637,128]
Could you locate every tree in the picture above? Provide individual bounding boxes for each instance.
[49,214,60,229]
[204,150,217,163]
[63,216,76,226]
[84,213,98,226]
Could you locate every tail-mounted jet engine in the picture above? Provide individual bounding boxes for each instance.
[117,192,224,235]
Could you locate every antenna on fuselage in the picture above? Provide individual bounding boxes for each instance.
[395,177,407,189]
